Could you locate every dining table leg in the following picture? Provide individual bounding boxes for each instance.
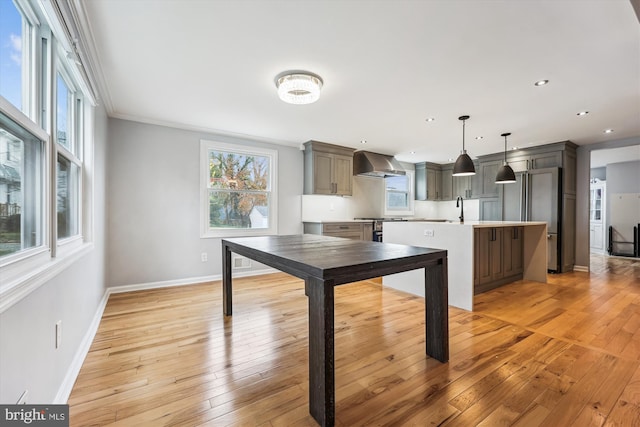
[222,243,233,316]
[305,276,335,427]
[424,256,449,362]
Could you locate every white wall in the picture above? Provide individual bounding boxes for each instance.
[107,119,303,287]
[0,104,109,404]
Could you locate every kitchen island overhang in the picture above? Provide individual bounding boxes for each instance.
[383,220,548,311]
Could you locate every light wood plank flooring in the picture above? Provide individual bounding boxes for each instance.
[69,263,640,426]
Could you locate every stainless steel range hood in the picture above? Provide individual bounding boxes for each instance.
[353,151,406,177]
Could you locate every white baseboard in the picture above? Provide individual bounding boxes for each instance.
[108,267,278,294]
[53,268,278,402]
[573,265,589,272]
[54,290,109,404]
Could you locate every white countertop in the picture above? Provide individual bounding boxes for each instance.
[404,220,548,228]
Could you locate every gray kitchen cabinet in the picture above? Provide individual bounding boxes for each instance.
[474,227,504,289]
[475,141,577,273]
[478,159,503,197]
[303,140,354,196]
[303,222,373,241]
[503,226,524,277]
[415,162,442,201]
[479,196,502,221]
[474,226,524,293]
[453,167,478,199]
[441,166,453,201]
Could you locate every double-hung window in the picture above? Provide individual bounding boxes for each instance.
[384,171,414,216]
[200,140,278,237]
[0,0,95,309]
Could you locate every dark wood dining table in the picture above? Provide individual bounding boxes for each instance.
[221,234,448,427]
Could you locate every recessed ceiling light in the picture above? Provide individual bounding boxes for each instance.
[410,151,416,154]
[425,117,435,122]
[534,79,549,86]
[475,136,483,140]
[512,146,519,150]
[603,129,614,134]
[577,111,589,116]
[360,139,367,144]
[448,158,454,162]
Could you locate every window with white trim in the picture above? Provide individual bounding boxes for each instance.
[0,0,95,309]
[200,140,278,237]
[384,171,414,216]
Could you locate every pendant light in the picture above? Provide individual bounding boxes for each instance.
[495,132,516,184]
[452,115,476,176]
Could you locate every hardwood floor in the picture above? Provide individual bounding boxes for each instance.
[69,265,640,426]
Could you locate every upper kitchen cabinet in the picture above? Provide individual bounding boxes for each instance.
[441,165,453,201]
[507,143,566,173]
[415,162,442,201]
[452,162,478,199]
[303,141,355,196]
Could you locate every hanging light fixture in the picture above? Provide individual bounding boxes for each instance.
[495,132,516,184]
[275,71,323,104]
[452,115,476,176]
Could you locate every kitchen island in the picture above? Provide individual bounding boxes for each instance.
[384,220,547,311]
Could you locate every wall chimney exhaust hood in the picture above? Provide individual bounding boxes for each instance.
[353,151,406,177]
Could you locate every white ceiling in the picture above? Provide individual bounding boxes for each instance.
[79,0,640,163]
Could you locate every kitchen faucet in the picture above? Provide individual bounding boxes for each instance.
[456,196,464,223]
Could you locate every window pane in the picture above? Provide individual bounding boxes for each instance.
[386,175,408,192]
[209,191,269,229]
[387,191,409,210]
[56,73,72,151]
[0,0,24,110]
[0,120,44,257]
[208,151,269,190]
[57,154,79,239]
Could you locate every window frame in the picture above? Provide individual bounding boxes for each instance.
[200,140,278,238]
[383,170,415,217]
[0,0,94,313]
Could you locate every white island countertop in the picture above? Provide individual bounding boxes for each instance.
[383,220,548,311]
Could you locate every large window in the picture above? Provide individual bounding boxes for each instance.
[201,140,277,237]
[0,0,95,309]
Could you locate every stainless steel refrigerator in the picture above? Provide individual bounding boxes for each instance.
[502,167,561,272]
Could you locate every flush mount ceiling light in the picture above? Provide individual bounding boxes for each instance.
[275,71,323,104]
[496,132,516,184]
[453,115,476,176]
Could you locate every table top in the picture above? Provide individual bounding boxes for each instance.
[222,234,446,285]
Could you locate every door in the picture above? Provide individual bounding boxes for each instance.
[589,182,605,253]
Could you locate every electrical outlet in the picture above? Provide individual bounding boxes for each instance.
[201,252,208,262]
[424,229,434,237]
[55,321,62,349]
[17,390,28,405]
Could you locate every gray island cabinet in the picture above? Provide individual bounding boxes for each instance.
[383,220,547,311]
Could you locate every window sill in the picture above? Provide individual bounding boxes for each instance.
[200,228,277,239]
[0,242,93,313]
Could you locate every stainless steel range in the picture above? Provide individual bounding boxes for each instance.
[354,217,407,242]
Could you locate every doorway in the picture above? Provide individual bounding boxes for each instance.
[589,145,640,267]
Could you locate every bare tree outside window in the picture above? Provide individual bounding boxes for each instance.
[208,150,270,229]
